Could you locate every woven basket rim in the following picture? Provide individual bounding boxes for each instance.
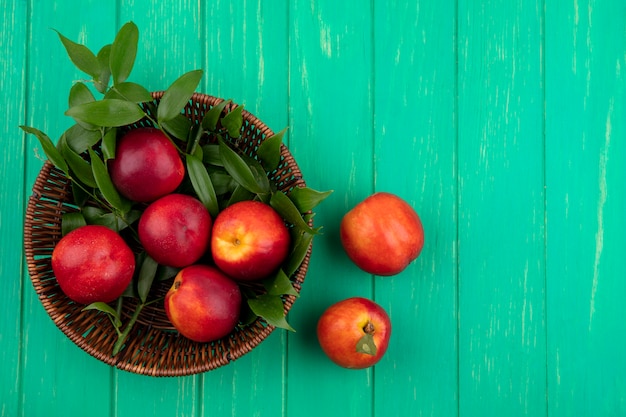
[23,92,311,377]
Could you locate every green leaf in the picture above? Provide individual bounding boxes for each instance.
[88,148,131,213]
[226,184,255,206]
[101,128,117,161]
[157,69,203,122]
[121,209,143,229]
[221,104,243,138]
[109,21,139,85]
[210,171,238,195]
[240,151,274,192]
[288,186,333,213]
[257,128,286,171]
[269,190,317,235]
[122,278,138,298]
[81,206,108,222]
[201,99,230,131]
[71,181,91,207]
[185,123,204,154]
[84,302,123,329]
[356,333,377,356]
[54,30,100,78]
[247,294,295,332]
[155,265,180,282]
[58,133,97,188]
[68,82,98,131]
[65,99,145,127]
[263,269,299,297]
[186,153,219,218]
[82,206,141,232]
[63,123,101,153]
[219,138,270,194]
[61,212,86,236]
[69,82,96,107]
[283,230,313,277]
[20,126,68,173]
[201,143,222,166]
[95,44,112,93]
[105,82,153,103]
[161,114,192,141]
[137,254,158,303]
[237,301,259,327]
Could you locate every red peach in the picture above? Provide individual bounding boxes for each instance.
[317,297,392,369]
[340,192,424,276]
[109,127,184,202]
[138,194,212,268]
[165,265,242,343]
[51,225,135,304]
[211,200,290,281]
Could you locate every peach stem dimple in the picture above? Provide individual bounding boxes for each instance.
[363,321,375,335]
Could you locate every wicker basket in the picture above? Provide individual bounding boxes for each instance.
[23,92,311,377]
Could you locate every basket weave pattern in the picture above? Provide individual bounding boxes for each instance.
[23,92,310,376]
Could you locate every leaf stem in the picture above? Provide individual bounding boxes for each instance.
[67,173,109,209]
[115,297,123,320]
[112,301,144,356]
[108,314,123,338]
[111,296,163,356]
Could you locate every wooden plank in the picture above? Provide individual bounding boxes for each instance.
[457,0,547,414]
[203,0,289,128]
[114,371,199,416]
[21,3,117,416]
[20,1,114,416]
[286,0,376,415]
[372,0,458,415]
[119,0,204,91]
[0,0,27,415]
[113,2,203,416]
[7,2,626,416]
[199,3,289,416]
[545,0,626,415]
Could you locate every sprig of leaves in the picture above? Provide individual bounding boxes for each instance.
[21,21,333,349]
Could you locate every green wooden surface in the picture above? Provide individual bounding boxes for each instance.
[1,0,625,416]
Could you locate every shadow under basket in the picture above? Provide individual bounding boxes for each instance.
[23,92,311,377]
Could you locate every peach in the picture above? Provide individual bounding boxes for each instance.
[138,194,212,268]
[51,225,135,304]
[109,127,184,202]
[317,297,392,369]
[340,192,424,276]
[211,200,290,281]
[165,265,242,343]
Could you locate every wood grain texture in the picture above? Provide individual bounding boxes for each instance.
[0,1,27,416]
[2,0,626,416]
[373,1,458,416]
[545,0,626,415]
[21,2,117,416]
[457,0,547,414]
[286,1,376,415]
